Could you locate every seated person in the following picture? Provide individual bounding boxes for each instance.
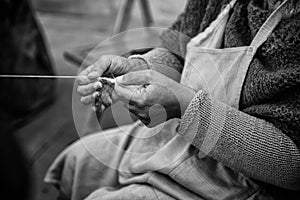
[45,0,300,199]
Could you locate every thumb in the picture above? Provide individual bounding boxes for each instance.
[114,83,140,102]
[116,70,152,86]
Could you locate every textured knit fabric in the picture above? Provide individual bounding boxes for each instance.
[44,1,300,198]
[136,0,300,192]
[139,47,300,191]
[135,48,183,82]
[179,90,300,190]
[160,0,300,148]
[138,48,182,73]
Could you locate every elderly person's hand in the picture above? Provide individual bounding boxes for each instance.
[115,70,196,127]
[77,55,148,108]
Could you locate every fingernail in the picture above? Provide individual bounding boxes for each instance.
[88,71,99,79]
[92,92,100,98]
[93,81,102,89]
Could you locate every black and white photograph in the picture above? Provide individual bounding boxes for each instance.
[0,0,299,199]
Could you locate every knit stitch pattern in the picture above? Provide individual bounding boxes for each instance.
[160,0,300,147]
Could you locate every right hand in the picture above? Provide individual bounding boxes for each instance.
[77,55,148,107]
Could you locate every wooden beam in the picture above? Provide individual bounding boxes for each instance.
[139,0,153,26]
[112,0,135,34]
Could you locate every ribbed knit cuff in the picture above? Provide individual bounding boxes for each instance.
[179,90,233,156]
[178,90,300,190]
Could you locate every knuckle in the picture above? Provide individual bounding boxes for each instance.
[78,85,93,95]
[80,65,95,76]
[77,78,84,84]
[97,55,114,73]
[81,96,91,105]
[81,88,89,95]
[78,70,85,76]
[80,66,91,74]
[78,77,89,85]
[80,97,86,104]
[86,84,94,93]
[77,86,83,95]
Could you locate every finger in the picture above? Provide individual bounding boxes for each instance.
[78,55,113,85]
[93,56,113,77]
[87,71,100,80]
[116,70,153,86]
[77,65,98,85]
[91,104,97,112]
[77,81,102,96]
[100,91,113,107]
[92,104,106,112]
[80,94,96,105]
[92,91,101,99]
[78,64,94,76]
[115,83,146,104]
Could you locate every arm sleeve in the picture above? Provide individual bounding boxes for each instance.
[129,48,183,81]
[178,90,300,191]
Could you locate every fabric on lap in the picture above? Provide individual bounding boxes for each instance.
[45,123,136,200]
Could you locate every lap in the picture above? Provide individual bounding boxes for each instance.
[45,123,136,200]
[85,184,175,200]
[45,120,262,200]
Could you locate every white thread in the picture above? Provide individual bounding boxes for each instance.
[0,75,116,82]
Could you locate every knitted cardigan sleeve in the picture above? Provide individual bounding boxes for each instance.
[130,0,300,191]
[132,47,300,190]
[178,90,300,191]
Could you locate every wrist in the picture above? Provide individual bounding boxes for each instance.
[128,55,150,71]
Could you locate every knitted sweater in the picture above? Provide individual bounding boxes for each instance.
[133,0,300,194]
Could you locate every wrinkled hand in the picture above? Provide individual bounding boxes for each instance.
[77,55,148,110]
[115,70,196,127]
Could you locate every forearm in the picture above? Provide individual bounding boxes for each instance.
[178,90,300,190]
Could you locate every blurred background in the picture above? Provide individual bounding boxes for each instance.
[0,0,185,199]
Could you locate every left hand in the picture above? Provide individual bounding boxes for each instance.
[76,55,148,109]
[115,70,196,127]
